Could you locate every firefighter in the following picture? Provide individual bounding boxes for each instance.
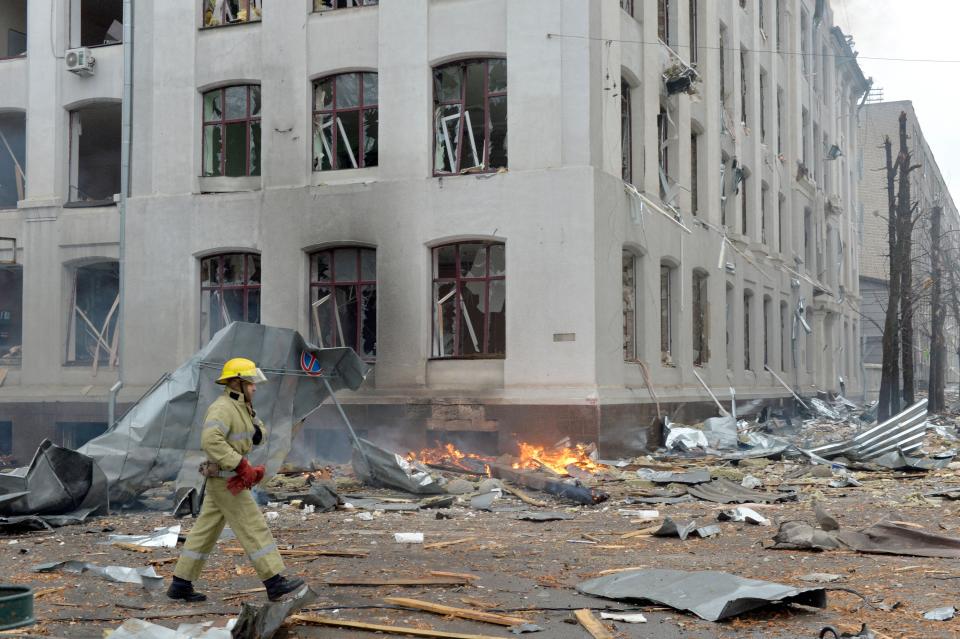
[167,357,304,602]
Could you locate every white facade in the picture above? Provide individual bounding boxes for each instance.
[0,0,868,462]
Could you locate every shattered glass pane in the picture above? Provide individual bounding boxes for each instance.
[464,62,484,110]
[250,85,261,117]
[435,105,460,173]
[222,289,243,331]
[334,248,358,282]
[361,285,376,358]
[204,0,221,26]
[363,73,378,105]
[202,125,222,176]
[224,123,247,176]
[360,248,376,281]
[433,282,456,357]
[221,254,245,285]
[434,66,462,103]
[73,262,119,363]
[315,114,333,171]
[246,255,261,284]
[460,281,485,356]
[435,245,456,279]
[487,279,506,354]
[464,106,484,169]
[489,244,505,276]
[336,111,360,169]
[488,95,507,169]
[362,108,378,167]
[336,74,360,108]
[203,90,222,122]
[459,244,486,278]
[336,286,358,349]
[488,59,507,93]
[311,286,334,346]
[249,121,261,176]
[225,86,247,119]
[246,289,260,324]
[315,79,334,111]
[200,257,218,287]
[313,252,331,282]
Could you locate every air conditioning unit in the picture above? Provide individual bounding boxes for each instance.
[65,47,95,77]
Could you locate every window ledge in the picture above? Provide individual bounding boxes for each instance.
[200,20,262,31]
[64,199,116,209]
[0,54,26,63]
[311,166,379,187]
[199,176,262,193]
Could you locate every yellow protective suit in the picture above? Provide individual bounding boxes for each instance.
[173,389,284,582]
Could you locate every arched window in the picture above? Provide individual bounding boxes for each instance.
[313,72,378,171]
[433,59,507,175]
[432,241,505,358]
[309,247,376,360]
[692,270,709,366]
[202,85,261,177]
[621,77,632,183]
[200,253,261,344]
[623,250,640,361]
[660,261,676,365]
[743,290,753,371]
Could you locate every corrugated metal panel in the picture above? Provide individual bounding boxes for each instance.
[807,399,928,460]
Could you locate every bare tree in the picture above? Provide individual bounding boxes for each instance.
[897,112,920,406]
[877,135,901,421]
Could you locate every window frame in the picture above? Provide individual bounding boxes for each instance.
[743,290,753,371]
[432,58,507,177]
[201,84,261,178]
[312,72,379,172]
[623,250,638,362]
[621,78,632,184]
[431,241,506,359]
[692,269,709,367]
[659,262,674,364]
[201,0,261,29]
[313,0,378,11]
[308,246,377,361]
[199,252,262,345]
[66,260,120,365]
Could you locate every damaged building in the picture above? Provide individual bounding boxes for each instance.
[856,100,960,400]
[0,0,868,463]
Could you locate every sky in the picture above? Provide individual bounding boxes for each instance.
[833,0,960,205]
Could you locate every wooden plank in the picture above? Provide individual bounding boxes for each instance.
[429,571,479,581]
[113,542,153,553]
[290,614,509,639]
[423,537,476,550]
[323,576,469,587]
[500,483,548,508]
[222,547,367,558]
[574,609,614,639]
[384,597,528,627]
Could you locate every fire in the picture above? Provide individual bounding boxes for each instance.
[512,442,601,475]
[406,443,492,474]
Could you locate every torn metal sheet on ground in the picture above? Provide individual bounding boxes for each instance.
[33,560,164,590]
[351,438,446,495]
[848,450,952,471]
[576,568,827,621]
[806,399,928,461]
[686,478,796,504]
[107,525,181,548]
[772,520,960,558]
[489,464,609,505]
[636,468,711,484]
[718,507,770,525]
[232,584,318,639]
[107,619,235,639]
[652,517,718,540]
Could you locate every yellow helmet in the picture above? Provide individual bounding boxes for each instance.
[216,357,268,385]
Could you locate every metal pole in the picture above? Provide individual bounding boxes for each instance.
[117,0,133,385]
[691,369,730,417]
[321,377,369,466]
[764,364,811,411]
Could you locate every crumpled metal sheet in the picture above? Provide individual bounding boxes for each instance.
[107,619,235,639]
[32,560,164,590]
[856,450,952,471]
[702,416,738,450]
[232,585,318,639]
[807,399,928,461]
[664,425,709,451]
[0,440,107,528]
[107,525,181,548]
[576,568,827,621]
[75,322,369,507]
[636,468,711,484]
[686,478,797,504]
[351,438,445,495]
[772,520,960,558]
[718,507,770,525]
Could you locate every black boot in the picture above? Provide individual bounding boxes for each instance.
[263,574,305,601]
[166,576,207,602]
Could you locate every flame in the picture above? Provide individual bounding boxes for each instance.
[511,442,601,475]
[406,443,492,473]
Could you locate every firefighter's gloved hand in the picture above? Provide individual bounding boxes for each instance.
[234,457,259,485]
[226,474,246,496]
[250,464,265,486]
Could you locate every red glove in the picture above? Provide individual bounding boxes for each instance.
[228,458,266,495]
[226,475,246,496]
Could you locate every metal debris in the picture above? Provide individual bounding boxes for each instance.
[686,478,797,504]
[718,507,770,526]
[923,606,956,621]
[32,560,164,590]
[232,585,318,639]
[772,520,960,558]
[635,468,711,484]
[806,399,929,461]
[107,525,181,549]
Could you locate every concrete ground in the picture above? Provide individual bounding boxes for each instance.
[5,445,960,639]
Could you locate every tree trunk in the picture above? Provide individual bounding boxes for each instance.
[877,135,901,422]
[897,111,916,407]
[928,205,945,412]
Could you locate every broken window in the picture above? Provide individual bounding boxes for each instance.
[805,308,814,373]
[725,283,734,369]
[66,261,119,364]
[621,78,632,184]
[801,108,810,169]
[71,0,122,47]
[69,103,121,205]
[433,59,507,176]
[761,182,769,245]
[690,133,699,216]
[314,0,377,10]
[739,47,747,126]
[309,247,376,360]
[804,207,813,269]
[780,300,789,371]
[202,0,261,28]
[619,0,633,16]
[431,241,505,358]
[56,422,107,449]
[777,193,785,253]
[776,0,783,52]
[763,295,772,367]
[313,72,378,171]
[720,153,729,227]
[202,85,261,177]
[692,270,708,366]
[1,1,26,58]
[719,25,727,106]
[740,170,748,236]
[758,0,765,31]
[657,107,669,200]
[657,0,670,44]
[759,70,767,142]
[660,263,673,365]
[0,265,22,366]
[688,0,698,64]
[0,112,25,208]
[776,87,783,154]
[200,253,261,345]
[743,290,752,371]
[800,10,810,74]
[623,251,637,361]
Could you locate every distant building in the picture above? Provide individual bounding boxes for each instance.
[856,101,960,400]
[0,0,868,464]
